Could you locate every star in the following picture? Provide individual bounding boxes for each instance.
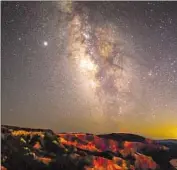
[148,70,153,76]
[43,41,48,46]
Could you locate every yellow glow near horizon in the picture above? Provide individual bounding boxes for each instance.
[137,125,177,139]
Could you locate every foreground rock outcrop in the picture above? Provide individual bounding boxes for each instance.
[1,125,177,170]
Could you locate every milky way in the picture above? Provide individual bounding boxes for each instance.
[67,11,141,121]
[2,1,177,138]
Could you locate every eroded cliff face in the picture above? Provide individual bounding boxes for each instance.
[1,125,176,170]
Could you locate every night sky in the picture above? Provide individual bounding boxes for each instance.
[2,1,177,139]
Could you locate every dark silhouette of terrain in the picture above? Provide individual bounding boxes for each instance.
[98,133,146,142]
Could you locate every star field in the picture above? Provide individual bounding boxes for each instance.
[2,2,177,139]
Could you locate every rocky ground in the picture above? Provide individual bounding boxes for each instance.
[1,125,177,170]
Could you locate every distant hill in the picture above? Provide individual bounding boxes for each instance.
[98,133,146,142]
[156,139,177,145]
[156,139,177,159]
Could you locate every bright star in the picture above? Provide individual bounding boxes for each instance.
[43,41,48,46]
